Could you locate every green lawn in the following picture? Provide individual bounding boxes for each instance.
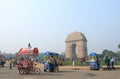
[63,59,89,66]
[63,59,120,66]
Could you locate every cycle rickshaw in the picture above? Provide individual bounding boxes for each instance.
[89,52,100,70]
[43,51,59,72]
[17,47,41,75]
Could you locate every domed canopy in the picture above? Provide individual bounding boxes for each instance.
[66,32,87,42]
[89,52,97,56]
[18,48,39,55]
[43,51,59,56]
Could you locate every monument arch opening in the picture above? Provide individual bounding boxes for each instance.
[71,44,78,59]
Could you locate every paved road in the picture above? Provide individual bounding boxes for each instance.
[0,66,120,79]
[0,62,120,79]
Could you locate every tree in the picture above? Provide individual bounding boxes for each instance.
[102,49,118,57]
[116,51,120,56]
[60,52,65,58]
[118,44,120,49]
[108,50,118,57]
[102,49,109,56]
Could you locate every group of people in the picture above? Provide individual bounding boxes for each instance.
[81,55,115,70]
[46,56,58,66]
[105,56,115,70]
[9,56,35,70]
[18,56,36,67]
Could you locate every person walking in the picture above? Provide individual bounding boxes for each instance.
[13,59,16,67]
[96,56,100,70]
[9,58,13,69]
[110,57,115,69]
[0,56,5,67]
[105,56,111,70]
[50,56,55,71]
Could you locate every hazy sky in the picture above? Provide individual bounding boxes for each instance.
[0,0,120,54]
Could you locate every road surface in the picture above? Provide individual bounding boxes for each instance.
[0,62,120,79]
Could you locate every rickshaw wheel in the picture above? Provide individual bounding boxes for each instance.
[19,69,24,75]
[44,70,47,72]
[55,67,59,72]
[50,69,54,72]
[34,68,41,75]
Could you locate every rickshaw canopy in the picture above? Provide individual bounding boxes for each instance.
[89,52,97,56]
[18,48,39,55]
[43,51,59,56]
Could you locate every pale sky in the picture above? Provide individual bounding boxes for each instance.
[0,0,120,54]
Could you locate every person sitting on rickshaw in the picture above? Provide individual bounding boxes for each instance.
[45,55,55,71]
[28,57,34,68]
[50,56,55,70]
[45,56,50,68]
[45,56,53,69]
[54,57,59,71]
[23,57,29,68]
[54,57,59,67]
[90,56,96,62]
[18,57,25,67]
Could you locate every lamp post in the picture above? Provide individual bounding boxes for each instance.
[72,54,75,66]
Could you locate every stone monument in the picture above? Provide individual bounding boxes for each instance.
[65,32,88,59]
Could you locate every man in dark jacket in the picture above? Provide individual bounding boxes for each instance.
[105,56,111,70]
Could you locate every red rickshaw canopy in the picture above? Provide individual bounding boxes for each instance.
[18,48,39,56]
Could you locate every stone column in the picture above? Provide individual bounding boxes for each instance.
[66,43,72,59]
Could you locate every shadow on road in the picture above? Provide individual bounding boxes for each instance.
[58,70,74,73]
[20,70,74,77]
[85,72,96,77]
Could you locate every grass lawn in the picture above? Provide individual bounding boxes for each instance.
[63,59,120,66]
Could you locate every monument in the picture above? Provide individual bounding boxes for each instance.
[65,32,88,59]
